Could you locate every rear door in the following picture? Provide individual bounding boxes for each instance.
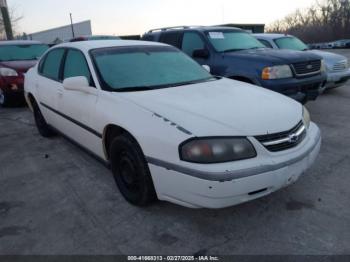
[36,48,66,127]
[57,48,101,152]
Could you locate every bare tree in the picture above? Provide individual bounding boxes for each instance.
[267,0,350,43]
[0,7,23,39]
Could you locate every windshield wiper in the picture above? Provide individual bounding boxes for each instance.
[113,77,218,92]
[223,47,264,53]
[168,77,218,87]
[223,49,245,53]
[115,86,154,92]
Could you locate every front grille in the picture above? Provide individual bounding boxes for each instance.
[292,60,321,76]
[255,121,307,152]
[332,60,348,72]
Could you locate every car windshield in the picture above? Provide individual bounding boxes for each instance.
[206,30,265,52]
[91,46,214,92]
[274,37,309,51]
[0,44,49,61]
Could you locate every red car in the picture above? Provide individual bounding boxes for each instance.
[0,41,49,107]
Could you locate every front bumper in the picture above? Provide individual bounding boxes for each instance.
[325,69,350,89]
[261,73,327,102]
[0,76,25,101]
[148,123,321,209]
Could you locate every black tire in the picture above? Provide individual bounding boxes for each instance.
[0,88,10,107]
[32,100,55,137]
[109,134,157,206]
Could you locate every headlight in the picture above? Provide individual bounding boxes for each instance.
[0,67,18,77]
[321,59,326,73]
[262,65,293,80]
[180,138,257,164]
[303,106,311,129]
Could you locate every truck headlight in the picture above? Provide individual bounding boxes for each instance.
[262,65,293,80]
[180,138,257,164]
[303,106,311,129]
[0,67,18,77]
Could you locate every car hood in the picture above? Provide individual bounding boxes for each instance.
[307,50,347,66]
[224,48,322,65]
[119,78,302,137]
[0,60,38,74]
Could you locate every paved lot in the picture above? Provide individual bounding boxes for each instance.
[0,50,350,255]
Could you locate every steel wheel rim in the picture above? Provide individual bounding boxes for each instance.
[118,152,140,193]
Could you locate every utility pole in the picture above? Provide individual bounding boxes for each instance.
[70,13,75,38]
[0,0,14,40]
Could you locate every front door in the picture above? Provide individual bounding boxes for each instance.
[56,48,101,153]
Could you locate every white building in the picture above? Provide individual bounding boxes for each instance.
[28,20,92,44]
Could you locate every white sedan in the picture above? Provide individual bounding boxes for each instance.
[24,40,321,209]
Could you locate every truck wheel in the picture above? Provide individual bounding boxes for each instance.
[109,134,157,206]
[33,101,55,137]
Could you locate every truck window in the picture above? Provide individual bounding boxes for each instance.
[159,32,182,48]
[258,39,273,48]
[182,32,205,57]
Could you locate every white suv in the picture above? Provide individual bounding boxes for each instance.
[24,40,321,209]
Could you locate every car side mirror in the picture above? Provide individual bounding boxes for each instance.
[192,49,209,59]
[202,65,211,73]
[63,76,90,93]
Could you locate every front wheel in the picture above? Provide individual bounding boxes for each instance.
[109,134,157,206]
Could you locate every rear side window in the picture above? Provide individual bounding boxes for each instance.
[258,39,273,48]
[63,49,93,85]
[40,48,65,81]
[159,32,183,48]
[182,32,205,56]
[142,34,156,41]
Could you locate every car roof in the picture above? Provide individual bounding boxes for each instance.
[71,35,121,40]
[53,40,168,52]
[254,33,292,40]
[0,40,45,46]
[145,26,243,34]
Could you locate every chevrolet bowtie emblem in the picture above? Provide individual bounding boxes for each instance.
[288,133,299,143]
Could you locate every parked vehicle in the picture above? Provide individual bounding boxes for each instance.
[0,40,49,107]
[142,26,327,104]
[333,39,350,49]
[24,40,321,209]
[255,34,350,89]
[69,35,121,42]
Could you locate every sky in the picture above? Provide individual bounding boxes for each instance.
[8,0,316,36]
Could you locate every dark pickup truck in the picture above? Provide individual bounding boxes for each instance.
[142,26,327,103]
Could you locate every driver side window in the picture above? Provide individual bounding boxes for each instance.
[182,32,205,57]
[63,49,94,86]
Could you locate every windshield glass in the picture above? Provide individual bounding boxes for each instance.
[206,31,265,52]
[0,44,49,61]
[274,37,308,51]
[91,46,213,91]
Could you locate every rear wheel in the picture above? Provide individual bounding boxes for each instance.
[109,134,157,206]
[32,100,55,137]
